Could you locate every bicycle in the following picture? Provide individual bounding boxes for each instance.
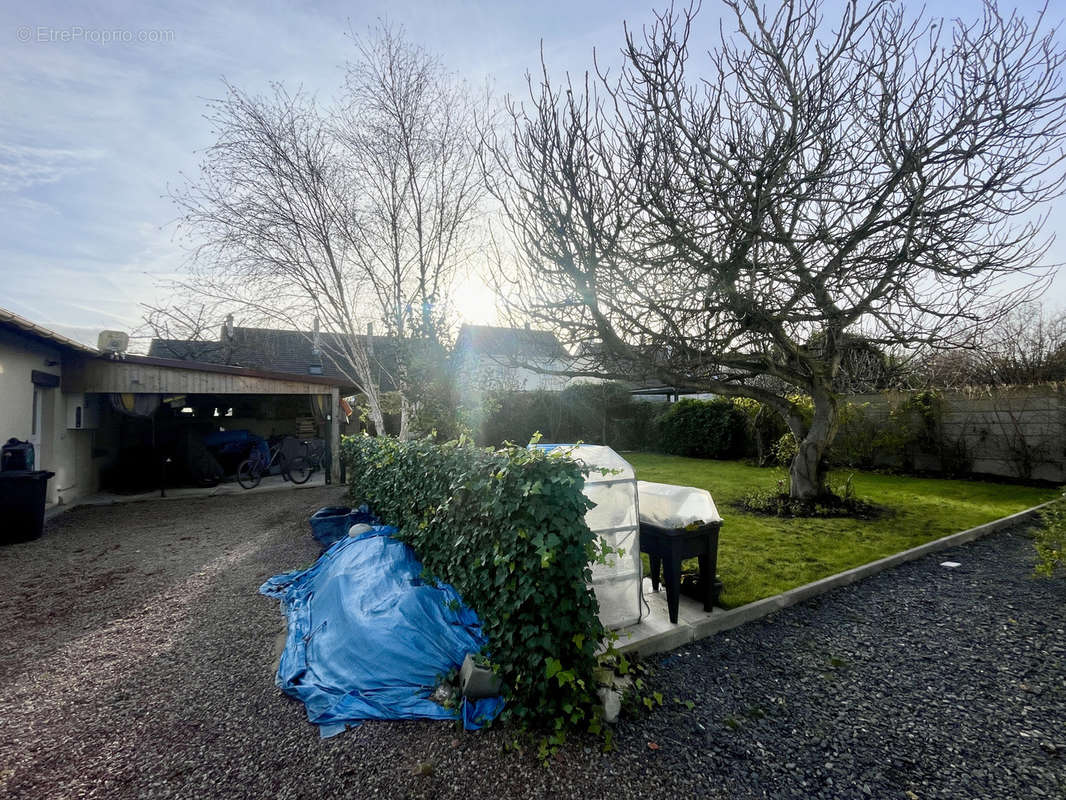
[299,438,327,475]
[237,437,312,489]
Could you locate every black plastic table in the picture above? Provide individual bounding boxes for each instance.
[640,520,722,624]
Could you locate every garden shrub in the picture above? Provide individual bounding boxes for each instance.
[477,382,658,451]
[735,474,884,519]
[772,431,799,467]
[830,401,880,468]
[656,398,748,459]
[475,389,558,447]
[755,392,972,476]
[1035,487,1066,577]
[340,434,612,741]
[734,397,789,466]
[877,390,973,476]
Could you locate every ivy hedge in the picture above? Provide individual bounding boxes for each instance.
[339,434,611,740]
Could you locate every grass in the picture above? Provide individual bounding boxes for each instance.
[623,452,1057,609]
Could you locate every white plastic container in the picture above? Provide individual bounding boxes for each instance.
[537,444,642,630]
[637,481,722,529]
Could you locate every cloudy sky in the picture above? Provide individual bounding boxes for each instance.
[2,0,1064,347]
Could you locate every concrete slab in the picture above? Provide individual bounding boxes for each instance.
[45,472,329,520]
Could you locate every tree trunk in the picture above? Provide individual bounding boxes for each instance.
[753,404,767,466]
[364,388,387,437]
[788,387,838,501]
[789,437,828,500]
[397,394,413,441]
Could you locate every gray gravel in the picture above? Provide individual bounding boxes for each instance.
[0,491,1063,799]
[610,526,1066,800]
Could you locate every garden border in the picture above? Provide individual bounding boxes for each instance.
[617,501,1051,657]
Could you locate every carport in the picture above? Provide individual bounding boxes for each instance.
[61,354,351,494]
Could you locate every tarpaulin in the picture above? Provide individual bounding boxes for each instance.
[260,525,504,737]
[202,429,269,462]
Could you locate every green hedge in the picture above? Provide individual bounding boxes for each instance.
[340,434,609,736]
[475,382,658,451]
[657,398,748,459]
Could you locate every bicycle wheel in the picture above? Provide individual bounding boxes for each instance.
[286,456,312,485]
[237,459,261,490]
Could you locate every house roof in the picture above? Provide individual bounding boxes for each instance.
[455,325,568,360]
[0,306,99,355]
[148,326,404,392]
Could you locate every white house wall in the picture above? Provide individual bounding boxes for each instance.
[0,328,98,506]
[455,353,570,397]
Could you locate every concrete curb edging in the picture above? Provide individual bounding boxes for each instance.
[618,501,1050,658]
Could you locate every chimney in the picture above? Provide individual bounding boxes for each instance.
[220,313,236,365]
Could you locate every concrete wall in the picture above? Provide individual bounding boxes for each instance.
[847,385,1066,483]
[0,328,99,505]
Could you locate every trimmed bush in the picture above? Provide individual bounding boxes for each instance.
[656,398,748,459]
[475,389,559,448]
[475,382,660,451]
[340,434,610,738]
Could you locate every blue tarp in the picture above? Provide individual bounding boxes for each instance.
[260,525,504,737]
[202,429,268,461]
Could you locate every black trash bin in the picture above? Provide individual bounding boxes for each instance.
[0,470,55,544]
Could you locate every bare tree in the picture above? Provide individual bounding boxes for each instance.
[169,25,484,437]
[974,302,1066,385]
[335,26,487,436]
[916,302,1066,387]
[135,301,229,359]
[485,0,1066,500]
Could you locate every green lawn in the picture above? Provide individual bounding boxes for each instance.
[623,452,1056,609]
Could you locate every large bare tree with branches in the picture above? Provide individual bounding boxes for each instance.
[169,25,484,437]
[486,0,1066,500]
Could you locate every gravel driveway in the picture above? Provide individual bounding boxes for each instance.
[0,490,1062,799]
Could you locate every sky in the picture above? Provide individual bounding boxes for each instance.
[2,0,1065,348]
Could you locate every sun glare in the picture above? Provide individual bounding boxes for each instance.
[451,273,502,325]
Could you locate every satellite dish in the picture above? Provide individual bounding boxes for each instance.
[98,330,129,354]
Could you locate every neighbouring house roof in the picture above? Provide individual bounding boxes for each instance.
[149,326,403,392]
[0,306,99,355]
[454,324,569,361]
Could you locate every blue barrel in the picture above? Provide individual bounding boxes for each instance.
[309,505,380,549]
[310,506,352,548]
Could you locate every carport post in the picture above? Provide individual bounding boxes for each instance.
[330,386,341,484]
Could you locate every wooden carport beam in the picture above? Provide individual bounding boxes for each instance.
[330,386,342,484]
[65,356,348,396]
